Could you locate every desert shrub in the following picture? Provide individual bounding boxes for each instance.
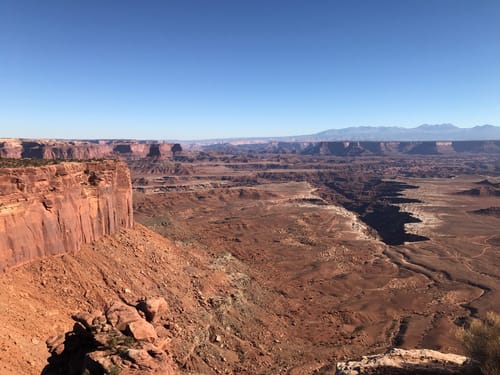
[0,158,63,168]
[458,311,500,375]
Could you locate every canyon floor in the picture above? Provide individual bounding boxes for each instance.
[0,153,499,374]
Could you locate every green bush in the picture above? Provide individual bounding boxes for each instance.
[458,311,500,375]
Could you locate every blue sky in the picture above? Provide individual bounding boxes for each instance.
[0,0,499,140]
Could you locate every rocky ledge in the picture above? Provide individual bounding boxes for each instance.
[42,297,177,375]
[329,348,479,375]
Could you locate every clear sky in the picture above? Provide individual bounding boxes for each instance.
[0,0,499,140]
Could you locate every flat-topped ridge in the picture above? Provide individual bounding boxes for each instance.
[0,139,182,160]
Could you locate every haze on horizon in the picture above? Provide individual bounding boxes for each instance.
[1,0,499,140]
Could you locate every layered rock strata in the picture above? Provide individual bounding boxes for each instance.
[0,160,133,271]
[202,140,500,156]
[0,139,182,160]
[302,140,500,155]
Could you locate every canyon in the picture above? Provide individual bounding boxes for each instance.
[2,139,500,161]
[0,141,499,374]
[197,140,500,156]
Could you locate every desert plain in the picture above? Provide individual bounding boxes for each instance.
[0,149,499,374]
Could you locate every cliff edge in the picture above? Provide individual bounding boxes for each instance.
[0,160,133,271]
[0,139,182,160]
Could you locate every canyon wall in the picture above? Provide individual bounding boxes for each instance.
[302,140,500,156]
[205,140,500,156]
[0,160,133,271]
[0,139,182,160]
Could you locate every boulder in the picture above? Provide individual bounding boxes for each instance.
[106,302,142,332]
[127,320,158,343]
[71,311,103,329]
[43,299,178,374]
[137,297,169,323]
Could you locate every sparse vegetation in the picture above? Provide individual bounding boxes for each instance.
[0,157,113,169]
[107,335,120,349]
[107,333,136,350]
[106,332,137,360]
[0,158,63,168]
[458,311,500,375]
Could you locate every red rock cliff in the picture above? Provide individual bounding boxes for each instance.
[0,139,182,160]
[0,160,133,271]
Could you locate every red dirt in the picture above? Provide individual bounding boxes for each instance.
[0,153,499,374]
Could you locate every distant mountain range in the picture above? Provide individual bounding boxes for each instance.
[293,124,500,142]
[183,124,500,146]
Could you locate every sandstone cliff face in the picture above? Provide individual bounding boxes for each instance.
[0,140,23,158]
[0,139,182,160]
[0,160,133,271]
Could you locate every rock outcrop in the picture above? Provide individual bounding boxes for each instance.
[0,139,23,158]
[0,139,182,160]
[0,160,133,271]
[43,298,177,375]
[329,348,478,375]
